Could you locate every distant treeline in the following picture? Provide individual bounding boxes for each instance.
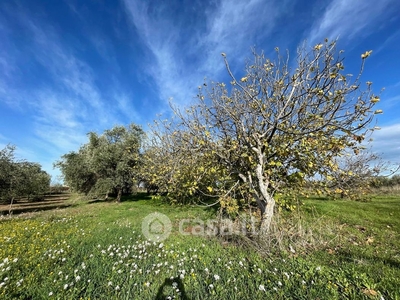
[370,175,400,188]
[0,145,51,204]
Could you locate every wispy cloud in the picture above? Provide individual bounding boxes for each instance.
[307,0,395,45]
[0,4,140,178]
[122,0,286,107]
[122,0,191,108]
[373,28,400,55]
[371,123,400,163]
[202,0,288,69]
[23,20,111,122]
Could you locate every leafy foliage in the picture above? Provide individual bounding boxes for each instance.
[55,124,144,201]
[144,39,379,234]
[0,145,50,204]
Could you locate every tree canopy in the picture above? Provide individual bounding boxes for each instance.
[144,40,380,234]
[55,123,144,202]
[0,145,51,204]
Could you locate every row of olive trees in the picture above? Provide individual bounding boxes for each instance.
[0,145,51,205]
[55,124,144,202]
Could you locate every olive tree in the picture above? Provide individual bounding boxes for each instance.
[54,151,96,195]
[14,161,51,201]
[165,40,380,234]
[56,124,144,202]
[0,145,50,204]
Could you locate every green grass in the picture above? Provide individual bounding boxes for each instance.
[302,196,400,298]
[0,194,399,299]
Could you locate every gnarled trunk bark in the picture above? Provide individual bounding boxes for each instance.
[255,161,275,235]
[260,198,275,235]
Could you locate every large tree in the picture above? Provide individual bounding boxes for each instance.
[0,145,51,204]
[154,40,380,234]
[56,124,144,202]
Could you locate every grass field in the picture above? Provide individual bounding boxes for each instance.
[0,194,399,299]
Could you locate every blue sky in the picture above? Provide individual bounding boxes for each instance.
[1,0,400,182]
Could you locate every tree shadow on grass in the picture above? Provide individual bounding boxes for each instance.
[1,203,73,216]
[121,192,153,202]
[87,192,152,204]
[155,277,190,300]
[337,249,400,269]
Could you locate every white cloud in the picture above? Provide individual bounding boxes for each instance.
[111,90,143,124]
[122,0,286,108]
[308,0,395,45]
[371,123,400,163]
[122,0,190,107]
[201,0,282,71]
[0,5,139,179]
[373,28,400,55]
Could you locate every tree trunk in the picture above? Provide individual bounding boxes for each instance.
[116,188,122,202]
[9,197,15,215]
[260,199,275,235]
[255,161,275,235]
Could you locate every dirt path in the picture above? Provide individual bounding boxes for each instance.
[0,193,72,215]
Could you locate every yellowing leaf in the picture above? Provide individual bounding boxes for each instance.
[362,289,377,296]
[314,44,323,51]
[361,50,372,59]
[207,186,213,193]
[370,96,380,103]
